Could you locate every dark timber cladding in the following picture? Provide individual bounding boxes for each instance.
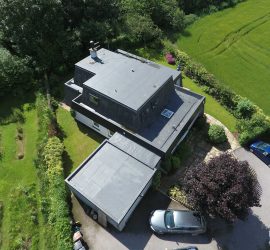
[75,48,181,131]
[65,133,161,230]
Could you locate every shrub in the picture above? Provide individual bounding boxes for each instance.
[208,124,227,144]
[171,156,181,170]
[168,185,191,208]
[17,153,24,159]
[235,98,256,119]
[152,171,161,190]
[237,113,270,146]
[12,108,25,124]
[162,157,173,173]
[184,14,198,26]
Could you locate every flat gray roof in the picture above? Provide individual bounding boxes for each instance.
[66,133,160,224]
[137,87,204,152]
[74,87,205,154]
[75,48,180,111]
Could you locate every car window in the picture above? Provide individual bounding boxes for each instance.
[165,211,175,229]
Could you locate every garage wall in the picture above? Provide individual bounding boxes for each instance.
[117,178,153,231]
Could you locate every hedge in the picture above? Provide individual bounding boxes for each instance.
[43,137,71,249]
[164,43,270,146]
[35,93,72,249]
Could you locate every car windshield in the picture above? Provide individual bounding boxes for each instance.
[257,142,270,152]
[165,211,175,229]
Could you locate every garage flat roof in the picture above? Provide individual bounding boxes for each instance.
[76,48,180,111]
[66,133,160,224]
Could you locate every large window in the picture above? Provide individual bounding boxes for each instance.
[89,94,99,106]
[93,122,100,130]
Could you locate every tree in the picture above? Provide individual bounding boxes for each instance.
[0,0,72,104]
[183,153,261,222]
[0,48,32,96]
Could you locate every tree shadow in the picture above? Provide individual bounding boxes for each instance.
[76,121,104,144]
[63,150,74,177]
[0,93,35,121]
[209,211,269,250]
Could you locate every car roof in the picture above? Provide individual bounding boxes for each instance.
[252,141,270,153]
[172,210,202,227]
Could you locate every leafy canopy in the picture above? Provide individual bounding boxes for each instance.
[184,153,261,222]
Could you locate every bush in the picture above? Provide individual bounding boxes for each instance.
[17,153,24,159]
[162,157,173,173]
[208,124,227,144]
[184,14,198,26]
[168,185,191,208]
[237,113,270,146]
[152,171,161,190]
[235,98,256,119]
[171,156,181,170]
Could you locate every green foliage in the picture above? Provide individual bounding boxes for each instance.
[179,0,245,14]
[168,185,191,208]
[162,157,173,173]
[152,171,161,190]
[235,98,256,119]
[0,108,26,125]
[237,113,270,146]
[8,184,39,250]
[0,201,3,246]
[184,153,261,222]
[171,156,181,170]
[0,132,2,161]
[124,14,162,44]
[0,48,32,96]
[178,0,270,115]
[42,137,72,249]
[208,124,227,144]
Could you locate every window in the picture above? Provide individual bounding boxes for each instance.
[161,109,174,118]
[89,94,99,106]
[108,130,114,137]
[93,122,100,130]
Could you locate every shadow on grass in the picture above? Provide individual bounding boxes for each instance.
[0,93,35,121]
[76,122,104,144]
[63,150,74,178]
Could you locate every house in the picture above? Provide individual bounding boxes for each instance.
[65,47,205,231]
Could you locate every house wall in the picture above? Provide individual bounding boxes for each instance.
[74,66,95,86]
[81,87,139,131]
[117,178,153,231]
[75,111,113,138]
[138,77,174,129]
[80,77,174,132]
[67,177,154,232]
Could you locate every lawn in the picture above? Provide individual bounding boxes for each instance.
[0,103,44,249]
[136,48,237,132]
[177,0,270,115]
[56,108,103,173]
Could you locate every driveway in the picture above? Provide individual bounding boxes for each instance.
[72,190,217,250]
[209,147,270,250]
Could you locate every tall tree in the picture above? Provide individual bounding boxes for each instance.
[183,153,261,222]
[0,0,72,103]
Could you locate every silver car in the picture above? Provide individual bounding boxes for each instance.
[149,210,206,235]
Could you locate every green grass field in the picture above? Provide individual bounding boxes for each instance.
[57,108,102,173]
[0,104,44,249]
[177,0,270,115]
[136,48,237,132]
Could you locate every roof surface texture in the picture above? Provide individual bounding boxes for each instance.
[76,48,180,111]
[66,133,160,224]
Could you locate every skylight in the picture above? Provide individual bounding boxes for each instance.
[161,109,174,119]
